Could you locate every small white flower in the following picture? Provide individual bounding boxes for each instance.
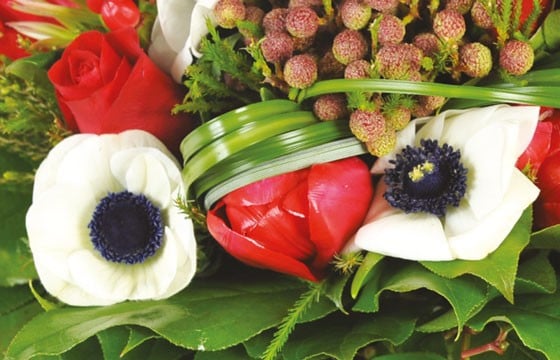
[351,105,540,261]
[26,130,197,306]
[148,0,219,82]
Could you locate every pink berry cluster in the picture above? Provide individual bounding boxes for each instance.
[211,0,540,156]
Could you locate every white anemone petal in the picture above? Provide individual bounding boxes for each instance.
[26,184,95,252]
[446,170,539,259]
[110,148,181,209]
[354,210,454,261]
[155,0,194,52]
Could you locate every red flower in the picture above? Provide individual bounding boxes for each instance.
[207,157,374,282]
[0,0,75,60]
[519,107,560,229]
[47,28,196,152]
[87,0,140,31]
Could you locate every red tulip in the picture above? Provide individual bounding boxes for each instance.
[534,152,560,229]
[521,107,560,229]
[206,157,374,281]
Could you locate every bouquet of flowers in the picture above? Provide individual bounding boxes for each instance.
[2,0,560,358]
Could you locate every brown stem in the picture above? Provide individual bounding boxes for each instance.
[460,326,511,359]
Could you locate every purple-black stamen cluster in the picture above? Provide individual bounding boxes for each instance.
[384,139,468,217]
[89,191,164,264]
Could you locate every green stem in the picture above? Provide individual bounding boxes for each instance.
[298,79,560,107]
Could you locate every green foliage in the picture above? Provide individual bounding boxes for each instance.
[176,20,264,118]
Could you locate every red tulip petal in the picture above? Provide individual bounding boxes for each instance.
[226,201,312,260]
[537,152,560,193]
[516,121,552,173]
[307,157,373,269]
[223,169,308,206]
[282,178,309,218]
[207,201,320,281]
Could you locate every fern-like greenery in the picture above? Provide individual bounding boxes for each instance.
[0,58,68,187]
[175,20,265,119]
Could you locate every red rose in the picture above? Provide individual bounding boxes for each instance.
[47,28,195,152]
[206,157,374,281]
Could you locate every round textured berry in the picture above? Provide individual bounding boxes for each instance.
[283,54,318,89]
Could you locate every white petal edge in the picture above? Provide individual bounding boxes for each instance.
[447,169,539,260]
[354,211,454,261]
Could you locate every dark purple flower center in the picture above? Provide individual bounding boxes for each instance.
[384,139,468,217]
[88,191,163,264]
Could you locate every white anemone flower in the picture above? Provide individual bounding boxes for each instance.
[26,130,197,306]
[148,0,219,82]
[351,105,540,261]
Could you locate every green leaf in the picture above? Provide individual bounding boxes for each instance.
[351,252,385,299]
[0,287,43,356]
[352,262,488,335]
[529,224,560,250]
[121,326,159,357]
[373,354,447,360]
[194,345,253,360]
[0,149,37,286]
[421,208,532,303]
[5,272,314,359]
[280,311,416,360]
[515,251,557,295]
[467,291,560,360]
[541,10,560,51]
[96,327,130,360]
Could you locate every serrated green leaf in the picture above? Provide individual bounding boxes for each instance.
[529,224,560,250]
[352,262,488,335]
[120,326,159,357]
[5,272,313,359]
[281,311,416,360]
[194,345,252,360]
[515,251,557,295]
[96,327,130,360]
[468,291,560,360]
[421,208,532,303]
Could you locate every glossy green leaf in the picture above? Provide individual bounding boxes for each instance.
[299,79,560,107]
[467,291,560,360]
[5,273,315,359]
[352,262,488,334]
[180,99,301,163]
[280,311,416,360]
[421,208,532,303]
[183,111,318,190]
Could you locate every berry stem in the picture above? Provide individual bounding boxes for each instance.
[460,326,511,359]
